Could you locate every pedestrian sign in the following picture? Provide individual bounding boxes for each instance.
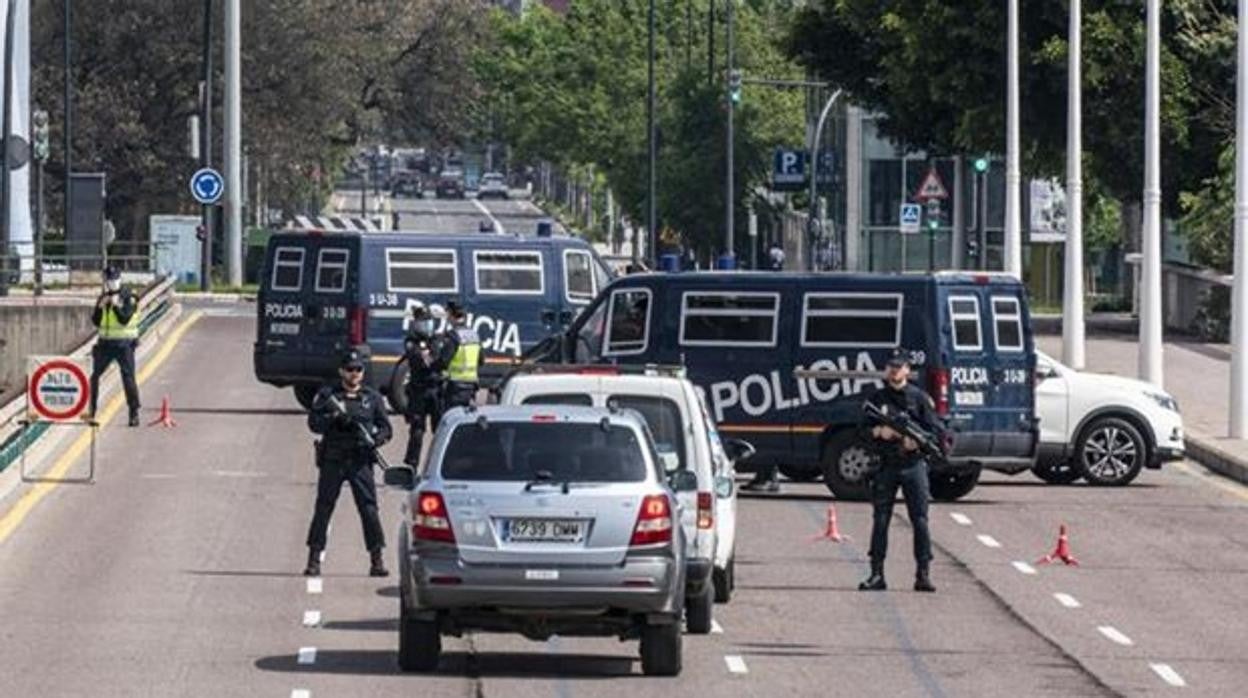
[915,167,949,202]
[900,203,922,234]
[189,167,225,205]
[26,356,90,422]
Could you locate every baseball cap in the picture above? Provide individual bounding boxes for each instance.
[886,348,912,367]
[103,265,121,281]
[341,350,366,370]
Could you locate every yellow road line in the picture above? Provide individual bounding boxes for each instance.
[1171,461,1248,503]
[0,311,203,546]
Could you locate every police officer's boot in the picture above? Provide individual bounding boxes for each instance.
[742,466,780,493]
[858,561,887,591]
[914,565,936,593]
[369,549,389,578]
[303,548,322,577]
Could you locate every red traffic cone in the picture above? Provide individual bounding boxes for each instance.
[811,504,850,543]
[148,396,177,428]
[1037,524,1079,566]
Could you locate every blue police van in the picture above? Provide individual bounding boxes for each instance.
[253,229,613,411]
[526,271,1039,501]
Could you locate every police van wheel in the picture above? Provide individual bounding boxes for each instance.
[778,465,822,482]
[398,597,441,672]
[293,384,318,411]
[388,362,411,414]
[821,431,872,501]
[928,468,981,501]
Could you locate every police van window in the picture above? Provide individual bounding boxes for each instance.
[680,292,779,347]
[522,393,594,407]
[801,293,902,347]
[314,248,349,293]
[387,248,457,292]
[475,250,544,294]
[271,247,305,291]
[949,296,983,351]
[992,296,1024,351]
[564,250,595,303]
[605,288,651,356]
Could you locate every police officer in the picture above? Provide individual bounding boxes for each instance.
[89,266,142,426]
[401,302,453,466]
[859,348,944,593]
[741,463,780,493]
[304,350,393,578]
[441,301,482,411]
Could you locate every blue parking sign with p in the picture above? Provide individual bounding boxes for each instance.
[772,149,807,191]
[190,168,224,205]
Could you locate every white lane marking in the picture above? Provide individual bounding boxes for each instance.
[306,578,322,594]
[1150,663,1187,687]
[291,691,311,698]
[724,655,749,674]
[302,610,322,627]
[977,534,1002,549]
[949,512,973,526]
[140,473,176,479]
[1053,593,1082,609]
[1011,561,1037,575]
[472,198,505,234]
[1098,626,1135,646]
[711,619,724,634]
[211,470,266,478]
[297,647,317,665]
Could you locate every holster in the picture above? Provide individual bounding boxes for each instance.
[313,439,325,469]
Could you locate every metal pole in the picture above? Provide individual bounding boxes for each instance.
[63,0,71,267]
[1139,0,1163,386]
[724,0,734,265]
[1063,0,1086,370]
[647,0,657,266]
[707,0,714,86]
[0,0,14,293]
[808,89,842,270]
[224,0,242,286]
[200,0,213,292]
[1004,0,1023,277]
[979,171,988,271]
[1231,0,1248,436]
[33,162,42,295]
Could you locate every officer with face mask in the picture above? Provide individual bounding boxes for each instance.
[440,301,482,411]
[401,302,453,466]
[89,266,142,426]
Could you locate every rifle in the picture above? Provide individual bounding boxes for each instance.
[321,394,392,470]
[862,400,947,464]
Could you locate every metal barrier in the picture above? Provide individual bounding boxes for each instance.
[0,240,160,293]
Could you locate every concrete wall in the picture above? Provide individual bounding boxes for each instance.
[0,302,95,397]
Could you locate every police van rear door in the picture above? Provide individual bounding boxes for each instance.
[303,237,360,370]
[256,237,310,379]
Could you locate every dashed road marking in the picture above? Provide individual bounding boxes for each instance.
[140,473,177,479]
[297,647,317,665]
[302,610,322,627]
[1053,593,1082,609]
[1098,626,1134,646]
[711,619,724,634]
[950,512,973,526]
[291,691,311,698]
[724,655,749,674]
[211,470,266,478]
[976,534,1002,549]
[306,578,322,595]
[1150,663,1187,687]
[1011,560,1037,575]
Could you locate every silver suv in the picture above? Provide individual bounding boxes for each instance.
[384,405,691,676]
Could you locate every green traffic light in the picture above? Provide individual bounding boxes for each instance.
[928,219,939,230]
[974,157,989,173]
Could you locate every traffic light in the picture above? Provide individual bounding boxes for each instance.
[728,69,742,104]
[31,109,49,163]
[973,156,990,174]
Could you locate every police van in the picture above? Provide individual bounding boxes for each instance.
[526,271,1038,501]
[253,229,612,411]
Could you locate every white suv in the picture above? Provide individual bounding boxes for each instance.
[1034,350,1185,486]
[499,367,747,632]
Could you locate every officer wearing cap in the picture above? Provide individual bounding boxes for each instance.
[858,348,945,593]
[89,265,141,426]
[400,302,454,466]
[304,350,393,578]
[440,301,482,411]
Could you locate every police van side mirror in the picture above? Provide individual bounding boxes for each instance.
[383,465,417,490]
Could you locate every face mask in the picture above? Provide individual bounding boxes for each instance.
[105,280,121,293]
[414,319,435,336]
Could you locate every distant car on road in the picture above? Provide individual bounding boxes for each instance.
[435,168,465,199]
[477,172,509,200]
[1033,350,1184,486]
[385,404,691,676]
[390,172,423,198]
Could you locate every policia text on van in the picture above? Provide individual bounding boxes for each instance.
[526,271,1039,502]
[252,229,612,411]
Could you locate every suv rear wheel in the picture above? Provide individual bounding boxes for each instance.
[821,430,872,501]
[928,468,981,501]
[778,464,821,482]
[639,621,682,676]
[686,584,713,634]
[1077,417,1146,486]
[397,592,440,672]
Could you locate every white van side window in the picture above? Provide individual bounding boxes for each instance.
[387,248,458,292]
[679,292,779,347]
[564,250,596,303]
[271,247,305,291]
[314,248,350,293]
[949,295,983,351]
[604,288,651,356]
[992,296,1024,351]
[801,293,902,347]
[475,250,544,295]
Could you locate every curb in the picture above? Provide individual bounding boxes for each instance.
[1183,434,1248,486]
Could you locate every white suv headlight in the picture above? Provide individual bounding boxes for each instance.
[1144,391,1179,413]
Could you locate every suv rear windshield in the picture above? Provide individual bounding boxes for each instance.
[440,422,649,483]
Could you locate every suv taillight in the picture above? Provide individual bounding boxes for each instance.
[349,306,367,345]
[412,492,455,543]
[928,368,950,416]
[630,494,673,546]
[697,492,714,530]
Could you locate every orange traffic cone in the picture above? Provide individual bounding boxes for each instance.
[1037,524,1079,566]
[148,396,177,428]
[811,504,849,542]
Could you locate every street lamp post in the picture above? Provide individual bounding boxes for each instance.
[647,0,657,267]
[724,0,735,267]
[200,0,213,292]
[224,0,242,286]
[1230,0,1248,437]
[1139,0,1163,386]
[1004,0,1023,277]
[808,88,842,270]
[1063,0,1086,370]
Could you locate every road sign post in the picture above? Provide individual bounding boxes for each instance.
[22,355,97,483]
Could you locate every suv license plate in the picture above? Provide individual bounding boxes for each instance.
[505,518,585,543]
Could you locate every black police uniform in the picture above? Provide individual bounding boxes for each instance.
[304,372,393,575]
[859,358,944,592]
[401,324,454,466]
[89,277,141,426]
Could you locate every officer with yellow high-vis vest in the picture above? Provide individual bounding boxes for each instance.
[441,301,482,411]
[90,266,142,426]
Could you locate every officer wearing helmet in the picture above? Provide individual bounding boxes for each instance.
[400,301,454,466]
[304,350,393,578]
[89,265,142,426]
[440,301,483,411]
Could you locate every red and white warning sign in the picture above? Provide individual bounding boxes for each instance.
[26,356,91,422]
[915,167,950,202]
